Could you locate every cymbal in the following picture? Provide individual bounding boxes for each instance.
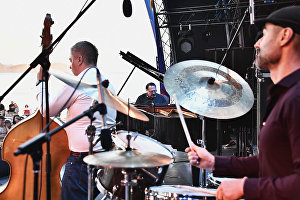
[83,150,174,168]
[164,60,254,119]
[49,69,149,121]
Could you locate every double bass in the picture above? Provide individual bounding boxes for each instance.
[0,14,69,200]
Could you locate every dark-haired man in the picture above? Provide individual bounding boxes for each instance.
[186,6,300,200]
[135,82,168,106]
[36,41,117,199]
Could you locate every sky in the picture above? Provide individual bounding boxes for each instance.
[0,0,160,109]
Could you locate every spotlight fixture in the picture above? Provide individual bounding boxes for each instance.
[177,24,194,54]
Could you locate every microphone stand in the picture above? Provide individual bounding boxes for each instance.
[2,1,97,200]
[86,69,108,200]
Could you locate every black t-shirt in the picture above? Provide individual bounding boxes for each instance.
[135,93,167,106]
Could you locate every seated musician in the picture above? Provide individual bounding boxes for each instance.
[135,82,168,106]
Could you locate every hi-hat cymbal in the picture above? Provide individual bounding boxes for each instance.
[49,69,149,121]
[83,150,174,168]
[164,60,254,119]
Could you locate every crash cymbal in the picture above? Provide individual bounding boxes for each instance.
[49,69,149,121]
[164,60,254,119]
[83,150,174,168]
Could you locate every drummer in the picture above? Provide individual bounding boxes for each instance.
[36,41,117,199]
[186,6,300,200]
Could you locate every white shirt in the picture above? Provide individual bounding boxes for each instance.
[36,67,117,152]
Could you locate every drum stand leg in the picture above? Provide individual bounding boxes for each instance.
[198,116,207,187]
[121,169,136,200]
[86,124,96,200]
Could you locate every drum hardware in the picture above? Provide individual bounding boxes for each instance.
[86,121,97,200]
[95,131,174,199]
[111,185,120,200]
[84,131,174,200]
[121,169,137,200]
[198,115,208,187]
[207,173,237,189]
[145,185,217,200]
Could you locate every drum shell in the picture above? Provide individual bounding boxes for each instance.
[96,131,174,199]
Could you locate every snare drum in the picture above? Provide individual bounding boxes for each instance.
[96,131,174,199]
[145,185,216,200]
[207,173,236,188]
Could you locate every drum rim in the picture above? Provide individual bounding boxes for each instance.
[146,185,216,198]
[113,130,175,159]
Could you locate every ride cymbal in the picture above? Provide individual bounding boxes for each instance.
[83,150,174,168]
[164,60,254,119]
[49,69,149,121]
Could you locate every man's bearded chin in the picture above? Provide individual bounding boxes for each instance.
[255,56,269,71]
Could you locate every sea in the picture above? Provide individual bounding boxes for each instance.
[0,71,158,116]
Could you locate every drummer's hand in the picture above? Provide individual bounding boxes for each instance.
[185,142,215,170]
[216,177,246,200]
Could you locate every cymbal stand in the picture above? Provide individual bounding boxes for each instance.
[86,122,96,200]
[121,169,136,200]
[86,69,108,200]
[198,116,207,187]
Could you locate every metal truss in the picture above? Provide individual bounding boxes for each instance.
[153,0,173,70]
[154,0,300,50]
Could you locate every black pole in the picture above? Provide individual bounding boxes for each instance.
[219,8,249,67]
[117,66,136,96]
[38,52,52,200]
[30,147,43,200]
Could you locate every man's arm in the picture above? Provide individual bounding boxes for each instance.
[186,143,259,200]
[36,82,78,117]
[213,155,259,178]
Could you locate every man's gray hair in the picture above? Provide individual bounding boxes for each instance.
[71,41,99,66]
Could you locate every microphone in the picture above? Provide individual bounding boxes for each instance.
[122,0,132,17]
[249,0,255,25]
[100,129,112,151]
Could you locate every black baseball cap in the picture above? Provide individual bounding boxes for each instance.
[255,6,300,34]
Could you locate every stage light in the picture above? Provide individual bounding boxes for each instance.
[177,24,194,54]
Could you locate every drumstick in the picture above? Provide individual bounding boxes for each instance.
[173,95,193,148]
[175,185,217,196]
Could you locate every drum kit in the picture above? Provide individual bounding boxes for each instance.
[50,59,254,200]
